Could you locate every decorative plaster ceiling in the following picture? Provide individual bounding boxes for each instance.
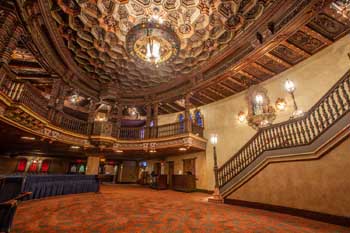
[51,0,275,91]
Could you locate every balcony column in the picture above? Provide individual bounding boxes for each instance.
[152,102,159,138]
[48,79,62,121]
[145,103,152,139]
[152,102,159,127]
[0,26,22,65]
[115,103,123,139]
[0,13,17,60]
[184,93,192,133]
[87,100,97,134]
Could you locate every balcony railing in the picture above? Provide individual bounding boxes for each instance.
[217,70,350,188]
[0,68,204,140]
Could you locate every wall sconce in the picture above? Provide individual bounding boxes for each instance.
[275,98,287,111]
[284,79,303,118]
[210,134,218,145]
[238,111,246,123]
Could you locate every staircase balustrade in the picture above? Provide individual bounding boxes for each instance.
[217,71,350,188]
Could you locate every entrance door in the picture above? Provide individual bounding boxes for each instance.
[168,161,174,188]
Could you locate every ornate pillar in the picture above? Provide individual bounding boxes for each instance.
[0,26,22,65]
[86,156,100,175]
[184,93,192,133]
[152,102,159,127]
[0,13,17,57]
[115,103,123,139]
[145,103,152,138]
[47,79,62,121]
[87,100,97,134]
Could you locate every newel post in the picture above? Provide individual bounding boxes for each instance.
[208,134,224,203]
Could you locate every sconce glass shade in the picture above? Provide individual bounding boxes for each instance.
[275,98,287,111]
[238,111,246,123]
[255,94,264,104]
[284,79,296,93]
[210,134,218,145]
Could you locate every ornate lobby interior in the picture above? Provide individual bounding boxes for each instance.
[0,0,350,232]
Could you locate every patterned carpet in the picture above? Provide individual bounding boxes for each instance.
[12,184,350,233]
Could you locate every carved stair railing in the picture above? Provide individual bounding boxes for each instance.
[218,70,350,190]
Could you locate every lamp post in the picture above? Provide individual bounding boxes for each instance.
[284,79,303,118]
[208,134,223,203]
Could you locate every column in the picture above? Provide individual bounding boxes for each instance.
[0,13,17,56]
[115,103,123,138]
[87,100,97,134]
[152,102,159,127]
[0,26,22,65]
[184,93,192,133]
[145,103,152,138]
[86,156,100,175]
[47,79,62,121]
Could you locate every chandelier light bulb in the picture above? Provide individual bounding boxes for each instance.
[210,134,218,145]
[255,94,264,105]
[238,111,246,123]
[284,79,296,93]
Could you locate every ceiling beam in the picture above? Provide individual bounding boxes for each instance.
[190,95,207,105]
[159,105,171,114]
[251,63,276,76]
[265,53,292,68]
[227,75,247,87]
[300,25,332,45]
[197,92,216,102]
[207,87,227,98]
[280,41,311,58]
[165,103,181,112]
[217,82,237,94]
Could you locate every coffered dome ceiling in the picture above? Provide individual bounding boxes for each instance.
[51,0,274,92]
[12,0,347,110]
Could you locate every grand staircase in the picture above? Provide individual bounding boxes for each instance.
[218,70,350,198]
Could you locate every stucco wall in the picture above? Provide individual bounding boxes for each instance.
[158,35,350,190]
[227,136,350,217]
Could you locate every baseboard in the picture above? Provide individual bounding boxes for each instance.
[224,199,350,227]
[196,189,213,194]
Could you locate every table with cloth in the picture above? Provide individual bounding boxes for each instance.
[20,174,100,200]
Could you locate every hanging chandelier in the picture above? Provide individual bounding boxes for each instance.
[126,22,180,66]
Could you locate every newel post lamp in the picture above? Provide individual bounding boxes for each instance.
[208,134,224,203]
[284,79,303,118]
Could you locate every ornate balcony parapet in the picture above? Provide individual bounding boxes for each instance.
[0,65,206,153]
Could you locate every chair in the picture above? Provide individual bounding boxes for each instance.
[0,176,31,233]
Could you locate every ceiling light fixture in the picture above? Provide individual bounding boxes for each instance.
[331,0,350,18]
[21,136,36,141]
[116,150,123,153]
[179,147,187,151]
[126,22,180,66]
[70,145,80,149]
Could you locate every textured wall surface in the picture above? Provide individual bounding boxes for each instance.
[158,35,350,190]
[227,136,350,217]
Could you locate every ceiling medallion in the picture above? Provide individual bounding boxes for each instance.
[126,22,180,66]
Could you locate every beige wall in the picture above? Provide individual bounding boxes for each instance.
[158,35,350,190]
[146,151,208,190]
[227,136,350,217]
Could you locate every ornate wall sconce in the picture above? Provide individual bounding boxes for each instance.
[275,98,287,111]
[246,86,276,130]
[284,79,304,118]
[237,111,246,123]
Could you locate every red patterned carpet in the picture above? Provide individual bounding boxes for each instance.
[12,184,350,233]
